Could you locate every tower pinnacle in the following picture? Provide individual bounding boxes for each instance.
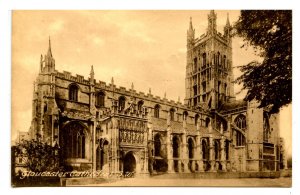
[47,36,52,57]
[226,13,230,26]
[90,65,95,83]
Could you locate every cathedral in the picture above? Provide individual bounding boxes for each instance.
[29,11,286,176]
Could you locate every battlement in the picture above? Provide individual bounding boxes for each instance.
[54,68,193,112]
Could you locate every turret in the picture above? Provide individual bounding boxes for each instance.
[187,17,195,49]
[207,10,217,35]
[224,13,232,40]
[41,37,55,73]
[90,65,95,84]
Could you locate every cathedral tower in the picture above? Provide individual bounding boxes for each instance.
[185,11,235,110]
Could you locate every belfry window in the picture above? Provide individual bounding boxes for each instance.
[217,52,221,66]
[69,84,79,101]
[202,53,206,67]
[223,55,227,68]
[95,91,105,107]
[154,104,160,118]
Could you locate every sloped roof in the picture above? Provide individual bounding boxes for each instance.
[219,99,247,112]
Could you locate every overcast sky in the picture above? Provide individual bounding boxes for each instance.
[12,10,291,156]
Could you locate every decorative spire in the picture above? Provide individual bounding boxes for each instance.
[208,10,217,34]
[226,13,230,26]
[111,77,114,85]
[40,54,43,72]
[90,65,94,83]
[189,17,193,30]
[187,16,195,47]
[131,82,134,90]
[164,92,167,99]
[47,36,52,57]
[149,88,151,95]
[178,96,180,102]
[224,13,232,38]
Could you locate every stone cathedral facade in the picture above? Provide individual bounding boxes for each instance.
[29,11,286,176]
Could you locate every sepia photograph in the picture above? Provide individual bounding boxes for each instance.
[11,10,292,187]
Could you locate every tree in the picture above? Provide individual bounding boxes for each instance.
[12,139,62,172]
[234,10,292,114]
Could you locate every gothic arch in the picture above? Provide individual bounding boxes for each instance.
[137,100,144,112]
[118,96,126,111]
[183,111,189,121]
[95,91,105,107]
[169,108,175,121]
[172,135,181,172]
[154,133,163,157]
[234,114,247,130]
[68,83,80,101]
[154,104,160,118]
[60,121,90,159]
[195,114,199,125]
[187,137,196,159]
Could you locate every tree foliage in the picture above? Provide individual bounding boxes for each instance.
[12,139,62,172]
[234,10,292,114]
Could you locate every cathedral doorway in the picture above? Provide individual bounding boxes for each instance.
[123,152,136,175]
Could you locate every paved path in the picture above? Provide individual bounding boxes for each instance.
[83,177,292,187]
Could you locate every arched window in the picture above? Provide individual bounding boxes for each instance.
[236,131,245,146]
[223,55,227,68]
[69,84,79,101]
[194,57,197,72]
[235,114,246,146]
[217,52,221,66]
[205,117,210,127]
[170,108,175,121]
[154,104,160,118]
[225,140,229,160]
[172,136,180,172]
[183,111,188,121]
[234,114,247,130]
[95,91,105,107]
[195,114,199,125]
[118,96,126,111]
[63,122,86,159]
[263,112,271,142]
[137,100,144,112]
[172,136,180,158]
[154,134,162,157]
[202,53,207,67]
[202,139,209,160]
[188,138,194,158]
[214,140,220,160]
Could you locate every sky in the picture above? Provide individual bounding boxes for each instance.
[11,10,292,156]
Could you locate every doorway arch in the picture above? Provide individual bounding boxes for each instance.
[123,152,136,175]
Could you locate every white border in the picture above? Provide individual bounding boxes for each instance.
[1,1,298,195]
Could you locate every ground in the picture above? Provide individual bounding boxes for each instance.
[77,177,292,187]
